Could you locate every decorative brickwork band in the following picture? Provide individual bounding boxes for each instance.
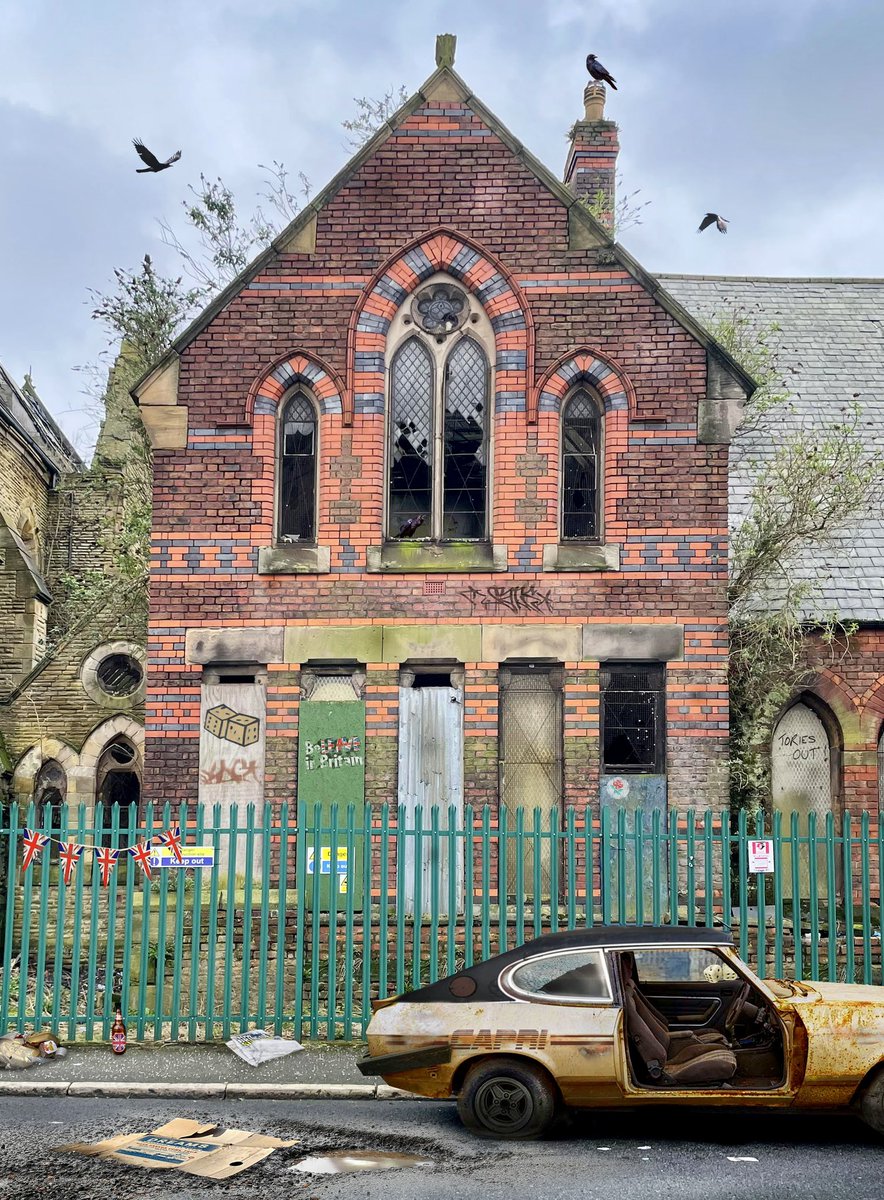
[248,351,348,424]
[532,348,635,424]
[347,228,535,422]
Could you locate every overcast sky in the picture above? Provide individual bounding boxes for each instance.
[1,0,883,454]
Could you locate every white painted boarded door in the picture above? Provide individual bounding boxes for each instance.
[771,702,834,897]
[499,668,563,899]
[397,683,464,916]
[199,681,266,879]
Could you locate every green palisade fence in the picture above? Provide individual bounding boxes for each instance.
[0,802,880,1042]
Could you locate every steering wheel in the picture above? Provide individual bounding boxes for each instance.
[722,982,752,1031]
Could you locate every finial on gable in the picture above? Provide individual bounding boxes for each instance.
[435,33,456,68]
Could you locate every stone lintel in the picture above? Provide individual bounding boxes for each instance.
[583,623,684,662]
[542,543,621,571]
[366,542,507,573]
[185,626,285,666]
[382,624,481,664]
[482,623,582,663]
[257,544,331,574]
[284,625,383,665]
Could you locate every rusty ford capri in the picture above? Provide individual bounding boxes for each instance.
[357,925,884,1138]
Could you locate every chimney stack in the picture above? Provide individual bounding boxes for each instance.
[564,82,620,231]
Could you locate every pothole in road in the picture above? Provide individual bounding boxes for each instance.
[290,1149,433,1175]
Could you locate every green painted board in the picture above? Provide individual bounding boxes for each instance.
[298,701,365,910]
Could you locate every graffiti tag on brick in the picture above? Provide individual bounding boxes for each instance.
[459,584,553,613]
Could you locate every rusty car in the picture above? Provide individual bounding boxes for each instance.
[357,925,884,1138]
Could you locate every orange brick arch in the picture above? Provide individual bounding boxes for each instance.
[347,227,535,426]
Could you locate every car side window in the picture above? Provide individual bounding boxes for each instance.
[503,950,611,1003]
[628,948,738,984]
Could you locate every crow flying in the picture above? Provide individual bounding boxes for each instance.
[133,140,182,173]
[396,515,425,539]
[698,213,729,234]
[586,54,617,89]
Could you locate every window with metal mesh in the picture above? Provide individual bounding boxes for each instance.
[561,389,600,540]
[279,392,316,540]
[389,338,434,537]
[601,664,665,773]
[443,338,487,539]
[96,653,143,696]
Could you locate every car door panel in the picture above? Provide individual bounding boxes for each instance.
[639,981,744,1034]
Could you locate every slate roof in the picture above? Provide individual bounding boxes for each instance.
[658,275,884,623]
[0,360,82,474]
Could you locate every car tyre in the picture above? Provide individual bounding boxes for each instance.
[457,1056,559,1140]
[860,1069,884,1135]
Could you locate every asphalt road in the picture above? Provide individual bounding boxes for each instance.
[3,1097,883,1200]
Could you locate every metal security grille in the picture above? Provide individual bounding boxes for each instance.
[601,665,665,773]
[279,392,316,540]
[500,669,563,897]
[388,338,434,537]
[443,339,488,539]
[96,654,143,697]
[561,389,600,540]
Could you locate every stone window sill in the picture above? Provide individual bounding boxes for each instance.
[542,543,620,571]
[367,541,508,573]
[257,544,331,574]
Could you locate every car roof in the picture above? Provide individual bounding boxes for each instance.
[389,924,734,1006]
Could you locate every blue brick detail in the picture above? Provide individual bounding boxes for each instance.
[254,397,276,415]
[319,395,343,415]
[490,311,526,333]
[355,393,385,414]
[475,273,508,303]
[355,352,385,373]
[588,361,613,382]
[496,350,527,370]
[271,364,296,386]
[495,391,526,412]
[374,276,407,304]
[403,248,434,280]
[605,390,628,411]
[301,363,324,383]
[356,313,391,334]
[449,247,480,278]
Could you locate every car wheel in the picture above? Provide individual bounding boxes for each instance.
[860,1069,884,1135]
[457,1057,559,1140]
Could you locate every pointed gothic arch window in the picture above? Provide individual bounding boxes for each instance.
[561,387,602,541]
[278,390,317,541]
[387,279,490,541]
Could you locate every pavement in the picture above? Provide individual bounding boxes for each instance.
[3,1095,884,1200]
[0,1040,409,1100]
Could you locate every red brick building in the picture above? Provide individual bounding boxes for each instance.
[134,39,752,839]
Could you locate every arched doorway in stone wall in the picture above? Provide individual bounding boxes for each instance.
[96,736,142,846]
[771,697,841,898]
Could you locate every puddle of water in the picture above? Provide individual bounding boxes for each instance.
[289,1150,432,1175]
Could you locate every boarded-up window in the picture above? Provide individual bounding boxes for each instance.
[601,664,665,774]
[499,667,563,898]
[397,673,464,915]
[771,702,835,897]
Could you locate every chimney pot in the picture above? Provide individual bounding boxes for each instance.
[584,82,606,121]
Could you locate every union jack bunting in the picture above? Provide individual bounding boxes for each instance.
[58,841,85,886]
[94,845,120,887]
[21,827,50,870]
[128,840,153,879]
[157,825,183,864]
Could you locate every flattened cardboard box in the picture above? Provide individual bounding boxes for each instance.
[58,1117,298,1180]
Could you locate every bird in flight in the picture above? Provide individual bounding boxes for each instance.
[132,140,182,173]
[698,213,729,234]
[586,54,617,90]
[396,515,425,539]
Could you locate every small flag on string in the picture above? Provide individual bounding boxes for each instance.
[21,828,50,870]
[94,845,120,887]
[157,825,184,864]
[128,840,154,880]
[58,841,85,886]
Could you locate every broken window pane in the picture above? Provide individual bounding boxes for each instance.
[279,392,316,540]
[389,338,433,538]
[443,338,487,539]
[601,664,665,773]
[562,389,600,540]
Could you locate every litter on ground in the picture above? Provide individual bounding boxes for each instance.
[0,1030,67,1070]
[57,1117,299,1180]
[225,1028,304,1066]
[289,1150,433,1175]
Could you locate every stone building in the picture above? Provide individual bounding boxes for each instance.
[134,36,752,852]
[0,359,146,822]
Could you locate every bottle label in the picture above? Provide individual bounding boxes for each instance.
[112,1032,126,1053]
